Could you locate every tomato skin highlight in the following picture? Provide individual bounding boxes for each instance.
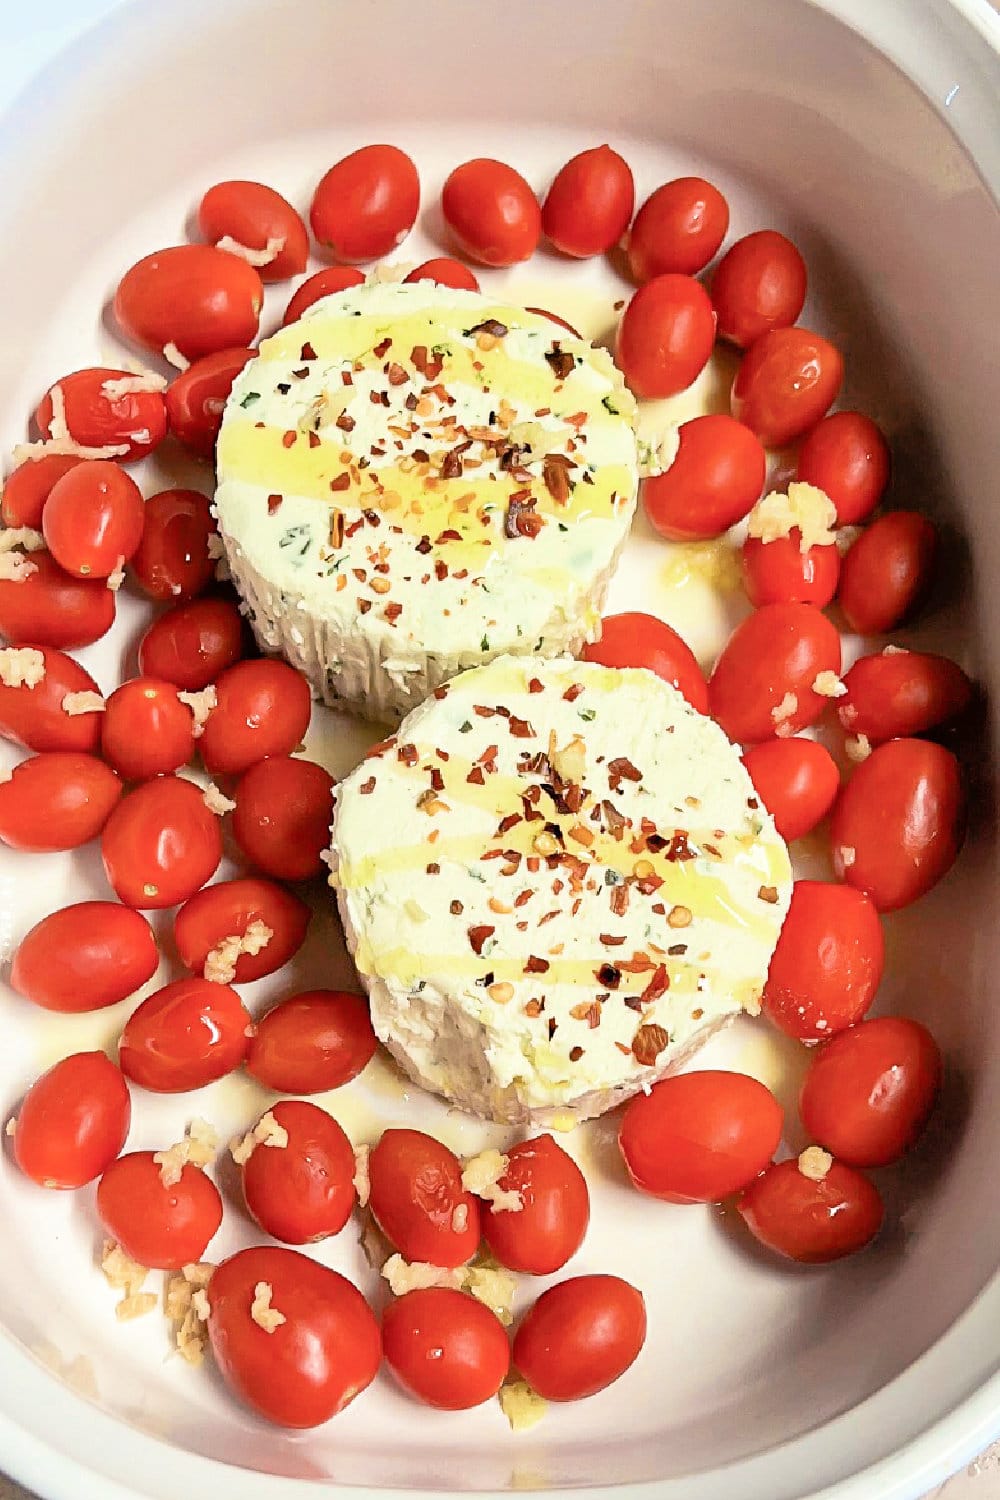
[42,460,145,579]
[174,877,311,985]
[513,1274,646,1401]
[13,1052,131,1189]
[114,245,263,361]
[35,368,167,463]
[837,651,972,743]
[480,1135,590,1275]
[368,1128,481,1268]
[165,347,257,458]
[310,144,419,261]
[582,612,709,713]
[198,180,309,281]
[0,752,122,852]
[0,550,116,650]
[0,646,103,753]
[101,774,223,909]
[246,989,377,1094]
[130,488,216,603]
[738,1157,883,1263]
[741,737,839,842]
[282,267,366,325]
[199,658,312,776]
[2,455,84,529]
[708,602,842,745]
[741,532,840,609]
[628,176,729,280]
[616,274,716,399]
[231,754,334,881]
[542,145,635,258]
[797,411,890,526]
[642,414,766,541]
[383,1288,510,1410]
[101,677,197,781]
[732,327,843,446]
[441,158,541,267]
[119,977,252,1093]
[98,1151,223,1270]
[137,596,245,691]
[241,1100,357,1244]
[837,511,938,635]
[763,880,884,1041]
[711,230,807,348]
[11,902,158,1013]
[403,257,480,291]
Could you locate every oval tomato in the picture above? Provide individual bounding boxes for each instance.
[616,275,716,399]
[837,650,972,743]
[165,347,257,458]
[403,257,480,291]
[310,145,419,261]
[0,646,103,753]
[711,230,807,348]
[246,989,377,1094]
[732,327,843,446]
[737,1155,883,1263]
[42,460,145,579]
[478,1135,589,1275]
[241,1100,356,1244]
[198,180,308,281]
[797,411,891,526]
[35,368,167,463]
[513,1275,646,1401]
[762,880,884,1040]
[174,876,311,985]
[101,677,197,780]
[368,1128,480,1268]
[741,737,839,842]
[741,532,840,609]
[130,488,216,602]
[642,414,765,541]
[101,774,222,909]
[1,455,84,529]
[837,511,938,635]
[13,1052,131,1189]
[582,612,708,712]
[198,658,312,776]
[137,596,245,691]
[542,145,634,258]
[282,266,366,325]
[441,158,541,267]
[383,1288,509,1411]
[231,754,334,881]
[11,902,158,1013]
[97,1150,223,1269]
[0,550,116,649]
[114,245,263,361]
[119,976,251,1092]
[0,751,122,852]
[708,602,842,744]
[628,176,728,280]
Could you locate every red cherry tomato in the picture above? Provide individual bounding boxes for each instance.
[282,267,366,325]
[616,275,716,399]
[710,230,807,348]
[35,368,167,463]
[114,245,263,361]
[741,737,839,842]
[403,257,480,291]
[98,1150,223,1269]
[0,646,103,753]
[441,158,541,268]
[41,460,144,579]
[478,1135,589,1275]
[513,1275,646,1401]
[708,602,842,745]
[101,677,197,780]
[830,739,963,912]
[231,754,334,881]
[618,1071,783,1203]
[837,650,972,743]
[310,145,419,261]
[0,751,122,852]
[642,414,765,540]
[174,877,311,985]
[12,1053,130,1188]
[368,1128,480,1268]
[732,328,843,447]
[542,145,634,258]
[241,1100,356,1244]
[383,1288,509,1411]
[11,902,158,1014]
[246,989,377,1094]
[101,774,222,909]
[762,880,884,1041]
[741,531,840,608]
[199,658,312,776]
[129,488,216,602]
[119,976,251,1092]
[0,550,116,649]
[207,1245,381,1428]
[137,596,245,691]
[628,176,729,280]
[837,511,938,635]
[1,455,84,529]
[797,411,890,525]
[165,347,257,458]
[581,612,708,713]
[198,180,308,282]
[738,1156,883,1263]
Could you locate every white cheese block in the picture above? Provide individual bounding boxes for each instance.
[213,282,638,723]
[328,654,793,1126]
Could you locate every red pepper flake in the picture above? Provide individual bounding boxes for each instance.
[665,831,696,862]
[548,1018,558,1039]
[632,1024,670,1065]
[542,455,573,504]
[282,430,297,448]
[525,956,549,974]
[436,528,463,544]
[610,883,630,917]
[330,473,351,492]
[544,347,575,380]
[599,933,627,947]
[397,744,419,766]
[528,678,544,694]
[466,766,486,786]
[300,342,317,361]
[358,599,372,614]
[345,518,364,539]
[359,776,376,796]
[386,362,408,386]
[335,412,355,433]
[449,899,463,914]
[747,796,760,810]
[468,925,495,955]
[497,813,521,834]
[640,965,670,1003]
[430,768,445,792]
[608,757,642,792]
[373,337,392,358]
[267,493,283,514]
[307,430,321,449]
[384,601,402,625]
[426,862,441,874]
[434,559,449,582]
[597,963,621,988]
[569,1046,584,1063]
[508,717,535,739]
[524,999,543,1019]
[563,683,585,702]
[433,687,449,701]
[292,366,310,380]
[341,370,353,386]
[758,885,780,904]
[514,889,534,908]
[441,440,473,479]
[415,536,432,555]
[504,495,544,539]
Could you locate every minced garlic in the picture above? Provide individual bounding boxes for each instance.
[798,1146,833,1182]
[202,781,236,816]
[840,846,857,869]
[178,685,217,737]
[845,733,872,763]
[812,671,846,699]
[746,482,836,554]
[381,1254,464,1297]
[0,552,38,582]
[0,525,45,553]
[462,1258,517,1326]
[0,646,45,688]
[771,692,798,735]
[203,920,272,984]
[230,1110,289,1166]
[106,555,127,591]
[153,1119,218,1186]
[353,1145,370,1207]
[116,1293,158,1322]
[461,1149,523,1213]
[499,1377,547,1432]
[215,234,285,267]
[250,1281,286,1333]
[62,690,105,716]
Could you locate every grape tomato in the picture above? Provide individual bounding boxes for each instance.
[198,180,308,281]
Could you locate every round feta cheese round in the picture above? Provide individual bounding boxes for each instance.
[329,654,793,1126]
[213,282,638,722]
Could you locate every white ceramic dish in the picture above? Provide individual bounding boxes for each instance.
[1,2,999,1498]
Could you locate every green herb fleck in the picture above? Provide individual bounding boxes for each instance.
[558,522,569,532]
[432,342,450,356]
[481,634,490,652]
[605,869,622,886]
[459,721,473,734]
[602,395,619,415]
[579,707,596,721]
[239,392,260,409]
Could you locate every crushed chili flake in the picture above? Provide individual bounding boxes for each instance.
[335,412,356,433]
[468,925,495,956]
[281,430,297,448]
[330,472,351,492]
[608,757,642,792]
[267,494,283,514]
[545,347,575,380]
[641,965,670,1003]
[547,1018,557,1039]
[524,999,543,1019]
[524,956,549,974]
[504,496,544,539]
[359,777,376,795]
[632,1023,670,1065]
[758,885,780,904]
[508,716,535,739]
[384,602,402,624]
[610,883,630,917]
[498,814,522,835]
[542,456,572,504]
[528,678,544,694]
[429,768,445,793]
[397,743,419,765]
[357,599,372,614]
[665,831,696,862]
[514,889,534,908]
[569,1046,584,1062]
[467,766,485,786]
[597,963,621,988]
[449,899,463,915]
[373,337,392,358]
[307,430,321,449]
[667,943,688,955]
[426,862,441,875]
[300,342,317,361]
[563,683,585,702]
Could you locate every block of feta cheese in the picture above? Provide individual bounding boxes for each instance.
[328,655,793,1126]
[213,282,638,722]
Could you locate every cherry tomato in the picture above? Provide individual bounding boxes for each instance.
[41,460,144,579]
[1,455,83,529]
[741,530,840,608]
[403,257,480,291]
[368,1128,480,1268]
[101,677,197,780]
[282,266,366,325]
[165,347,257,458]
[628,176,728,280]
[837,650,972,743]
[741,737,839,842]
[207,1245,381,1428]
[837,511,938,635]
[114,245,263,361]
[732,328,843,447]
[174,877,311,985]
[310,145,419,261]
[35,368,167,464]
[737,1156,883,1263]
[582,613,708,712]
[231,754,334,881]
[642,414,765,540]
[0,550,116,649]
[11,902,158,1014]
[101,774,222,909]
[0,646,103,753]
[129,488,216,602]
[542,145,634,258]
[797,411,890,526]
[619,1071,783,1203]
[383,1288,509,1411]
[478,1135,589,1274]
[616,275,716,399]
[711,230,807,348]
[708,602,842,745]
[199,658,312,776]
[241,1100,356,1244]
[119,976,251,1092]
[246,989,377,1094]
[0,751,122,852]
[441,158,541,267]
[513,1275,646,1401]
[97,1150,223,1269]
[830,738,963,912]
[137,596,245,691]
[763,880,883,1040]
[198,180,308,281]
[13,1052,130,1189]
